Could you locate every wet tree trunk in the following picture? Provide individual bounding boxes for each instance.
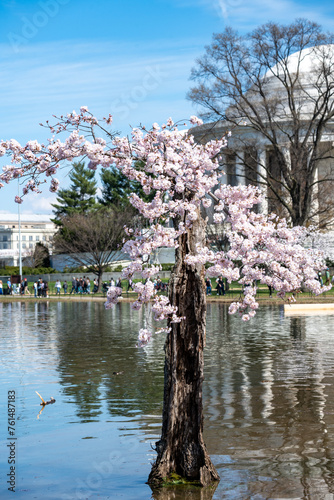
[148,211,219,487]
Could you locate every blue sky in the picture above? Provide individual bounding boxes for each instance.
[0,0,333,215]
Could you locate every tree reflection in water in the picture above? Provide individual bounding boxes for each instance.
[204,304,334,498]
[150,482,218,500]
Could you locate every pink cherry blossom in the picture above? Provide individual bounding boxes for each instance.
[0,110,330,346]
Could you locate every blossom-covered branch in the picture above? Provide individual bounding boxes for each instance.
[0,108,330,344]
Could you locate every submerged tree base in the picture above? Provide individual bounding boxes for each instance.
[148,459,220,488]
[162,472,219,488]
[149,473,219,500]
[162,472,202,486]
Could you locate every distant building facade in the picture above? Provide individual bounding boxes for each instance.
[191,45,334,229]
[0,214,56,267]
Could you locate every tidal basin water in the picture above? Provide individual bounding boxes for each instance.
[1,301,334,499]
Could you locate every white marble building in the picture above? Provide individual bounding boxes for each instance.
[190,44,334,229]
[0,214,56,267]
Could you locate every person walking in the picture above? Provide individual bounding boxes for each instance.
[7,278,12,295]
[77,278,83,294]
[216,276,225,296]
[325,268,331,286]
[116,278,122,295]
[34,281,38,298]
[63,281,68,294]
[0,280,3,295]
[24,278,30,295]
[55,280,61,295]
[205,277,212,295]
[127,277,134,292]
[70,277,76,294]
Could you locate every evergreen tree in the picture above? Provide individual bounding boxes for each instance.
[98,162,154,207]
[52,161,97,226]
[98,167,133,207]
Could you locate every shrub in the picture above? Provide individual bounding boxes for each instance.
[111,265,123,272]
[0,266,57,275]
[160,263,174,271]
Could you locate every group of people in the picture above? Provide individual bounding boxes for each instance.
[0,278,31,295]
[70,277,91,294]
[205,276,226,296]
[103,277,132,294]
[154,277,168,292]
[2,268,334,301]
[102,275,168,295]
[318,268,333,286]
[33,279,49,298]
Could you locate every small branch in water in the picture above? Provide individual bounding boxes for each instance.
[35,391,56,406]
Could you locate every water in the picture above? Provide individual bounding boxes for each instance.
[1,301,334,499]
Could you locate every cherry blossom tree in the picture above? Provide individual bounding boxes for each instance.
[0,108,330,487]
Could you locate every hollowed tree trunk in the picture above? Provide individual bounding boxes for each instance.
[148,213,219,487]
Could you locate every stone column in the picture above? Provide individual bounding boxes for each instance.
[235,151,245,186]
[281,145,291,171]
[257,149,268,214]
[219,157,227,186]
[312,164,320,226]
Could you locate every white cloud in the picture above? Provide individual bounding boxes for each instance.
[0,38,203,143]
[20,193,57,215]
[173,0,334,30]
[0,37,204,214]
[222,0,333,29]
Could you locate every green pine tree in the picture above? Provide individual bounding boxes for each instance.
[98,162,154,208]
[98,167,134,207]
[52,161,98,227]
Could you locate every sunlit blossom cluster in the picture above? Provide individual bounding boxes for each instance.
[0,108,330,346]
[105,286,123,309]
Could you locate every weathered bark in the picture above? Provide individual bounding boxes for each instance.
[148,211,219,487]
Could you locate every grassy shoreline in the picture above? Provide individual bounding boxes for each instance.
[1,289,334,305]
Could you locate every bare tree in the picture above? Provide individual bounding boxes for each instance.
[53,207,132,289]
[188,19,334,228]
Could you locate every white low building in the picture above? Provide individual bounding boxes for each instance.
[0,214,56,267]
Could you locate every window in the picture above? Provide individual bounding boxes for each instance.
[29,236,33,241]
[3,243,7,249]
[22,235,26,241]
[22,243,26,249]
[3,235,7,242]
[36,236,40,241]
[43,236,47,241]
[29,243,33,249]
